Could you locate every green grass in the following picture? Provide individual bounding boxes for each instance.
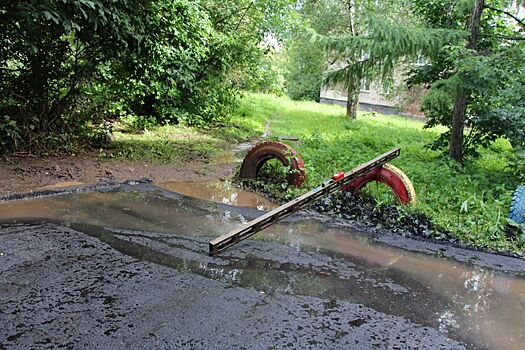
[103,124,225,163]
[103,103,268,164]
[238,93,524,254]
[103,92,524,253]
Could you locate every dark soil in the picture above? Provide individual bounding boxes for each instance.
[239,179,443,235]
[311,192,453,241]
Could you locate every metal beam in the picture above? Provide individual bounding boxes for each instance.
[209,148,401,255]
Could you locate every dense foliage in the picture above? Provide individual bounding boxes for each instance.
[2,0,524,167]
[0,0,145,152]
[411,0,525,161]
[282,39,325,101]
[0,0,294,154]
[280,0,350,102]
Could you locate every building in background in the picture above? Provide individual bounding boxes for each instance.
[320,60,428,119]
[320,80,399,116]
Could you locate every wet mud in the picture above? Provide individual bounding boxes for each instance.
[1,183,525,349]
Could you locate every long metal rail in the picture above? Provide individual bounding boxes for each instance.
[209,147,401,255]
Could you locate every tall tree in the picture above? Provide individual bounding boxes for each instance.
[414,0,525,162]
[311,1,462,119]
[449,0,484,162]
[283,39,325,101]
[317,0,380,119]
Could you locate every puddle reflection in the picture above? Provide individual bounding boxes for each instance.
[1,184,524,350]
[155,181,276,211]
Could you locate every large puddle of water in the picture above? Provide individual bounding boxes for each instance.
[155,181,277,211]
[1,182,525,350]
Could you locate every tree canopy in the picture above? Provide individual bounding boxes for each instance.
[1,0,524,165]
[0,0,295,153]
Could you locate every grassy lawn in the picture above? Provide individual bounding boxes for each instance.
[103,108,267,164]
[236,94,523,253]
[107,92,523,253]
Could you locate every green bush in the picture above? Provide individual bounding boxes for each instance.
[0,0,296,154]
[0,1,149,153]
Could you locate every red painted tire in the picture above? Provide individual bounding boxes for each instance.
[239,141,306,187]
[345,164,416,205]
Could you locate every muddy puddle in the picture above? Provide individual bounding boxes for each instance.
[155,181,277,211]
[1,183,525,350]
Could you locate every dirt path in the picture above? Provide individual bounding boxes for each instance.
[0,151,238,196]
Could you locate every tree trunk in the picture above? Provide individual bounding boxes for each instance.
[449,88,467,161]
[346,76,359,119]
[449,0,484,162]
[345,0,359,119]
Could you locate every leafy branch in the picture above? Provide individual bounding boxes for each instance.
[485,5,525,29]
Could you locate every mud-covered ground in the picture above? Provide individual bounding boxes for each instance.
[0,152,235,196]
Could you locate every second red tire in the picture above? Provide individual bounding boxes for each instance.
[239,141,306,187]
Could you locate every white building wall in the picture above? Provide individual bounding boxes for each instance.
[320,83,398,109]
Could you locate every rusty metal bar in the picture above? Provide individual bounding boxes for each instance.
[209,148,401,255]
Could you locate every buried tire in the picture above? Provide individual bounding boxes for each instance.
[509,186,525,225]
[346,163,416,205]
[239,141,306,187]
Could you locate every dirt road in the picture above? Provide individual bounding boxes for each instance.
[0,152,236,196]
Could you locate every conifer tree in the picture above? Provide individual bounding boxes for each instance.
[312,12,463,118]
[414,0,525,162]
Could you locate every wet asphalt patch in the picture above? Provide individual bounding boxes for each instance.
[2,184,525,349]
[1,222,465,349]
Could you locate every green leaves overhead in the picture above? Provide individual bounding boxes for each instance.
[15,0,138,41]
[312,16,465,88]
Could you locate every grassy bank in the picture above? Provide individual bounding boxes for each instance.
[107,93,523,253]
[236,94,523,253]
[103,107,266,164]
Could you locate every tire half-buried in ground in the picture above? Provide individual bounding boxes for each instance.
[239,141,306,187]
[345,163,416,205]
